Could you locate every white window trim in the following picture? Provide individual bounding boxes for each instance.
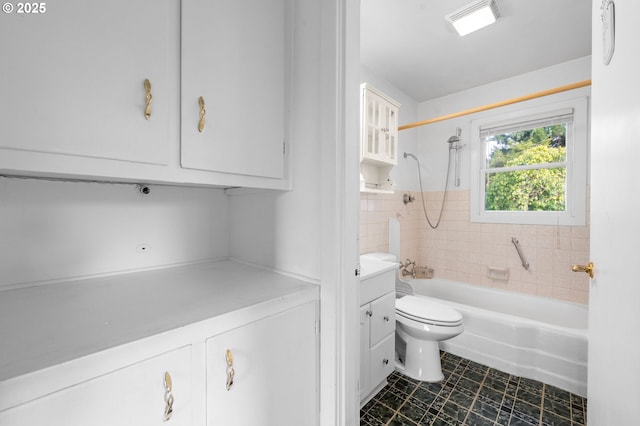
[470,97,588,226]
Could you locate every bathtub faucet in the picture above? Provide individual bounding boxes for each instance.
[399,258,416,278]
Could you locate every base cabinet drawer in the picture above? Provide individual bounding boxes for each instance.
[205,302,318,426]
[369,333,395,388]
[370,291,396,346]
[0,346,192,426]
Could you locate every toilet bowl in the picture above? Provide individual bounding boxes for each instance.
[395,295,464,382]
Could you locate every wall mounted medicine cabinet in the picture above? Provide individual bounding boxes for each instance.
[360,83,400,194]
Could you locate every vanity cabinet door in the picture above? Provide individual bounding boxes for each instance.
[369,291,396,346]
[360,291,396,405]
[205,302,318,425]
[181,0,286,179]
[369,333,395,391]
[0,346,192,426]
[0,0,171,168]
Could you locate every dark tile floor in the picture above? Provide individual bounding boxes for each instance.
[360,352,587,426]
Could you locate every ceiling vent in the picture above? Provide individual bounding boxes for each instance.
[445,0,501,37]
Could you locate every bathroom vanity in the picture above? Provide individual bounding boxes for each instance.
[359,255,397,406]
[0,260,319,425]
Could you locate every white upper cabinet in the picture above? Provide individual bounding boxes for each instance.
[0,0,171,166]
[361,84,399,166]
[360,84,400,193]
[181,0,286,179]
[0,0,291,189]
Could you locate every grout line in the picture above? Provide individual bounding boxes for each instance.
[384,377,419,426]
[458,363,486,425]
[539,384,545,426]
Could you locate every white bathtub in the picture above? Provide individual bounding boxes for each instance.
[408,278,588,397]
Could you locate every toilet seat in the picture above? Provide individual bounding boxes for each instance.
[396,295,463,327]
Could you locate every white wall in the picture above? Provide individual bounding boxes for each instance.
[227,0,323,281]
[228,2,363,425]
[411,56,592,192]
[0,178,229,288]
[360,66,420,191]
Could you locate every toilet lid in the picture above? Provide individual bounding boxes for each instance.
[396,295,462,324]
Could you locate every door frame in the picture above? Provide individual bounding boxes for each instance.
[319,0,361,425]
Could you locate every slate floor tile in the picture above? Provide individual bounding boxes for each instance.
[360,352,587,426]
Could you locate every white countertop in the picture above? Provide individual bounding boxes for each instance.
[360,255,397,280]
[0,259,318,382]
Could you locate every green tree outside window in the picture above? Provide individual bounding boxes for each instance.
[484,125,567,211]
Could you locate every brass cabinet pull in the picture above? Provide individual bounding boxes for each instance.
[163,372,174,421]
[198,96,206,132]
[144,79,153,120]
[225,349,235,391]
[571,261,594,279]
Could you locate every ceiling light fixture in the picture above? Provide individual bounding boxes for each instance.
[445,0,501,37]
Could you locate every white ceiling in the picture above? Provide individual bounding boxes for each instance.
[360,0,592,102]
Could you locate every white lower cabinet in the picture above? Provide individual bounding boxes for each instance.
[0,262,319,426]
[0,346,192,426]
[205,302,318,425]
[360,291,396,405]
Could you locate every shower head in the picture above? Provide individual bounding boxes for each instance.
[447,135,461,144]
[404,152,418,161]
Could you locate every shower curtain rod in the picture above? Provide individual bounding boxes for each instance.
[398,79,591,131]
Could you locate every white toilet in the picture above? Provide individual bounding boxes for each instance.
[365,252,464,383]
[395,294,463,382]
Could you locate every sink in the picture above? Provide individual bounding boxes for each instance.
[359,255,397,305]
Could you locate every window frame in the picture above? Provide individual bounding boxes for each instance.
[469,97,588,226]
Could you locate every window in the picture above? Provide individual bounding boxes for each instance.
[470,98,588,225]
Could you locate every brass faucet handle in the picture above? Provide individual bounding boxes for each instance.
[571,261,594,279]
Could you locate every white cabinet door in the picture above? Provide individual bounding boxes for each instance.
[361,86,399,166]
[369,333,395,390]
[205,302,318,425]
[0,346,192,426]
[360,292,395,405]
[369,291,396,347]
[181,0,285,179]
[0,0,171,166]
